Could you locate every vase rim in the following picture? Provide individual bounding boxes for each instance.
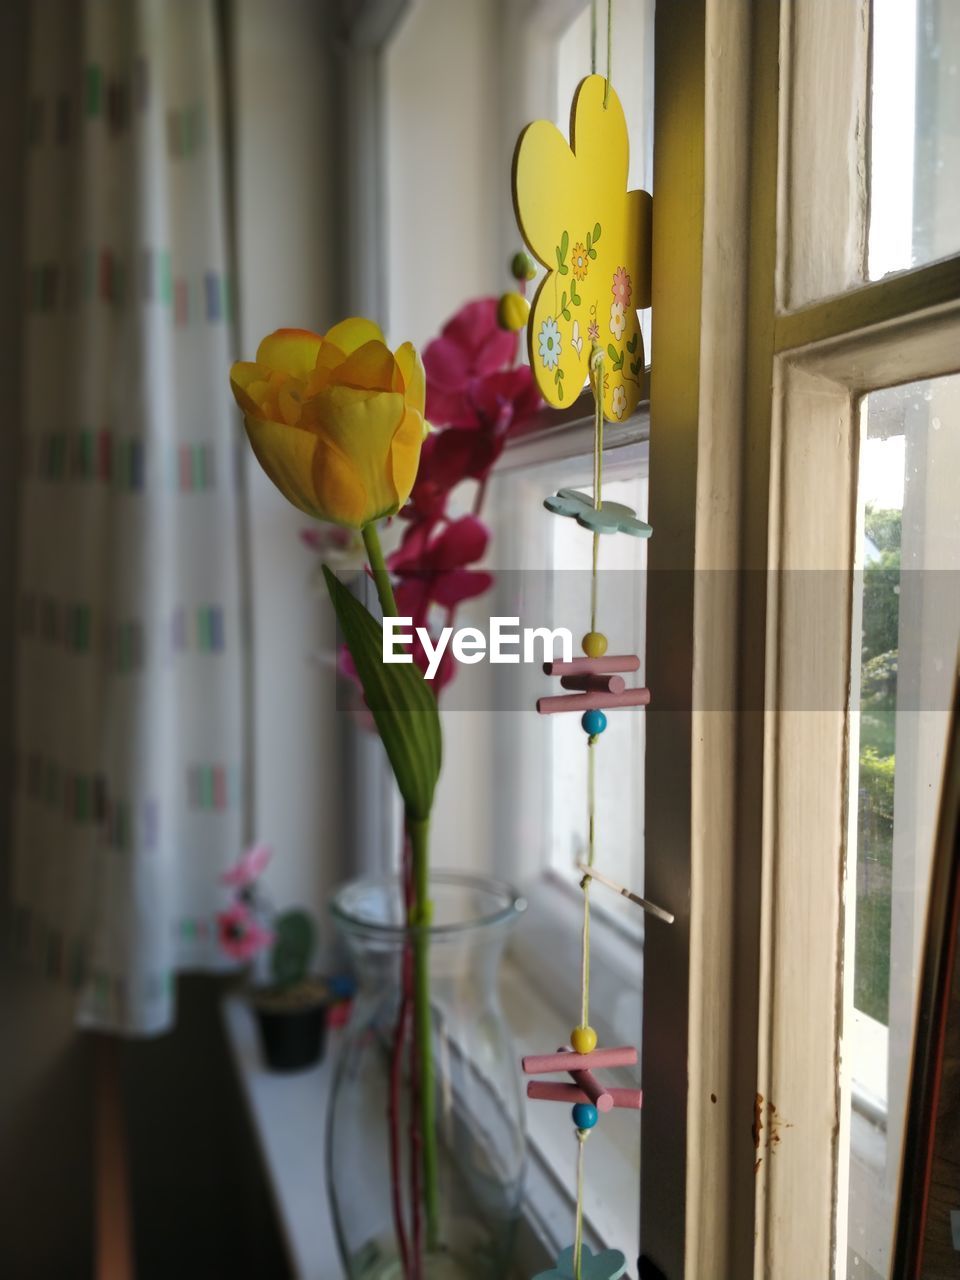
[329,869,527,940]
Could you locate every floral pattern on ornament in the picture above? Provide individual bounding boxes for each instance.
[512,74,651,419]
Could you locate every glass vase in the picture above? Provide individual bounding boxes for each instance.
[327,871,527,1280]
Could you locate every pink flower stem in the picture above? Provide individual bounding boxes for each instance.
[388,981,412,1276]
[389,834,415,1278]
[410,993,423,1279]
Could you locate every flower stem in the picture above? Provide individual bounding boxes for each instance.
[361,521,399,619]
[408,813,439,1250]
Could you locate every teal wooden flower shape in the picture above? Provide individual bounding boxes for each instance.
[544,487,652,537]
[532,1244,628,1280]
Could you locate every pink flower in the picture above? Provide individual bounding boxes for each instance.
[587,318,600,343]
[390,515,493,625]
[221,843,273,888]
[217,903,274,960]
[612,266,632,308]
[422,298,520,428]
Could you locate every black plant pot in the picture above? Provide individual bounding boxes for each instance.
[252,995,328,1073]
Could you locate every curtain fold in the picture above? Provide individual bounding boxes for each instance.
[14,0,246,1034]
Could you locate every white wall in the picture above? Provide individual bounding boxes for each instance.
[384,0,504,350]
[230,0,345,928]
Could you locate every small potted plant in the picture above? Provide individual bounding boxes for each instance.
[218,844,329,1073]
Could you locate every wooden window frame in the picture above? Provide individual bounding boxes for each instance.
[644,1,960,1277]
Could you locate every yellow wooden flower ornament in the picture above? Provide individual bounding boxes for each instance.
[512,75,652,421]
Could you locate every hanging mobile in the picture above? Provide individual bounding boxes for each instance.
[512,4,671,1278]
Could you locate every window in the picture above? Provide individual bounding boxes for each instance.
[869,0,960,279]
[742,0,960,1274]
[846,375,960,1279]
[485,415,649,1264]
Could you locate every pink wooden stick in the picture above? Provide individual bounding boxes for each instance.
[527,1082,643,1110]
[568,1067,614,1111]
[543,655,641,676]
[536,687,652,716]
[559,674,626,694]
[522,1046,638,1074]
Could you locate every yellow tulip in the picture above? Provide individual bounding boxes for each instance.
[230,319,428,529]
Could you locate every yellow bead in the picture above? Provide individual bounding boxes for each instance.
[571,1025,597,1055]
[496,292,530,332]
[581,631,608,658]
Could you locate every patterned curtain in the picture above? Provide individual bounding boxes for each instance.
[13,0,246,1033]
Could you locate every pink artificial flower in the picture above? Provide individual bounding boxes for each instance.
[611,266,632,309]
[422,298,522,428]
[221,842,273,888]
[390,515,493,623]
[217,903,274,960]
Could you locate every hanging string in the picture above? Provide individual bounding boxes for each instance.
[575,11,611,1256]
[604,0,613,107]
[573,1129,591,1280]
[589,346,605,631]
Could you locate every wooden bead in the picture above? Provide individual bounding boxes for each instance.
[572,1102,598,1130]
[581,710,607,736]
[571,1025,598,1055]
[582,631,608,658]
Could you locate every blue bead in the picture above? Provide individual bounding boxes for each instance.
[581,710,607,736]
[572,1102,598,1130]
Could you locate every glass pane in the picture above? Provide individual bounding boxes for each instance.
[547,470,648,928]
[869,0,960,278]
[843,374,960,1278]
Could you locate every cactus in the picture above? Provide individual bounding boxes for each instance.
[270,909,315,990]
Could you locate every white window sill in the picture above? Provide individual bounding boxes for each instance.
[222,996,343,1280]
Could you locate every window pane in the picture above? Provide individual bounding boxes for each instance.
[548,472,648,927]
[844,374,960,1278]
[869,0,960,278]
[486,441,648,922]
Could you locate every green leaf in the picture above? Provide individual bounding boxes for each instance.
[627,333,638,353]
[593,222,601,242]
[561,291,567,310]
[630,358,642,375]
[585,233,592,251]
[556,246,564,271]
[557,382,564,401]
[322,566,441,821]
[570,281,580,305]
[560,229,569,258]
[562,306,571,321]
[271,910,315,988]
[607,343,619,364]
[588,248,597,260]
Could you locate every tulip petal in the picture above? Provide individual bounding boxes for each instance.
[395,342,426,416]
[332,340,397,394]
[230,362,266,416]
[255,328,324,376]
[311,385,407,520]
[389,407,428,511]
[311,434,370,528]
[243,415,323,519]
[324,317,385,355]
